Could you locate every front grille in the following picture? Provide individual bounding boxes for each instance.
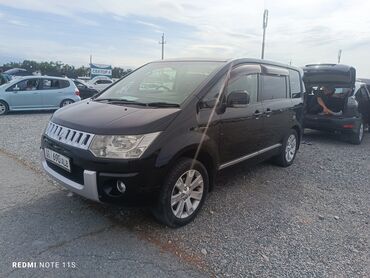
[45,122,94,150]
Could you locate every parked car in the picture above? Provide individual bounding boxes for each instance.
[87,76,114,92]
[354,81,370,130]
[40,58,304,227]
[72,79,99,99]
[0,76,80,115]
[0,73,11,85]
[303,64,369,144]
[357,78,370,92]
[4,68,31,79]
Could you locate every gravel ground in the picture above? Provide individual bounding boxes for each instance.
[0,111,369,277]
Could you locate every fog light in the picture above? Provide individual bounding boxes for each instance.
[116,180,126,193]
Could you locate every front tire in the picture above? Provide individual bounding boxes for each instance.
[349,121,364,145]
[273,129,298,167]
[152,158,209,228]
[0,100,9,115]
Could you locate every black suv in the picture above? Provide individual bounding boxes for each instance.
[303,64,369,144]
[41,58,304,227]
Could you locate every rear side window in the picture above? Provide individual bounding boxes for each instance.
[40,79,69,89]
[59,80,70,88]
[260,75,287,100]
[356,87,370,102]
[96,80,112,84]
[289,69,302,98]
[41,79,60,90]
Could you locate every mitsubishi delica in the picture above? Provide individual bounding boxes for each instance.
[41,58,304,227]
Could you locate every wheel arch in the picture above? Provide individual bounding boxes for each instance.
[0,99,10,113]
[165,145,218,192]
[291,125,302,150]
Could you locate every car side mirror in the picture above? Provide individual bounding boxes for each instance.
[227,90,250,107]
[13,85,20,91]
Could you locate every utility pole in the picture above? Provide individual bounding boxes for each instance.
[159,33,166,60]
[337,49,342,63]
[261,9,269,59]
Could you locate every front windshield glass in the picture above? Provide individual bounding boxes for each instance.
[95,61,224,105]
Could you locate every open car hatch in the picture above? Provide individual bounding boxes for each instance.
[303,64,356,87]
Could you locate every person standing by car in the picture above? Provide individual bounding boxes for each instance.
[309,86,336,115]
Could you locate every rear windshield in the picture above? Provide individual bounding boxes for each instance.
[95,61,224,105]
[307,86,353,98]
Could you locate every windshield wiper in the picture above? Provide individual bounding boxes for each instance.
[147,102,180,108]
[94,98,147,106]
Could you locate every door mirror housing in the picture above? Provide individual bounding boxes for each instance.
[227,90,250,107]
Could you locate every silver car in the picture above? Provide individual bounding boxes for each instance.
[0,76,81,115]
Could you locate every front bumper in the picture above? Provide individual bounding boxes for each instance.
[40,135,166,205]
[41,150,100,202]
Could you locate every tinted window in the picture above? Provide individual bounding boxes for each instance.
[41,79,60,90]
[201,75,227,108]
[97,61,223,105]
[260,75,287,100]
[59,80,70,88]
[96,80,112,84]
[139,67,176,92]
[356,87,370,102]
[289,69,302,98]
[7,79,39,91]
[227,74,258,103]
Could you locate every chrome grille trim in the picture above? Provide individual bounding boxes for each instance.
[45,122,95,150]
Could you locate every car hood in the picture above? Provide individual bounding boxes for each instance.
[51,100,181,135]
[303,64,356,87]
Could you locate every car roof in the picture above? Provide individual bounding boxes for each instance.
[357,78,370,85]
[150,58,302,73]
[355,81,367,89]
[18,75,69,80]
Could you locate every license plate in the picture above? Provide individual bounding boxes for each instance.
[44,148,71,172]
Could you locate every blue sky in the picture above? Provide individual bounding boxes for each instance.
[0,0,369,76]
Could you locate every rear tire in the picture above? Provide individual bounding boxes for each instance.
[273,129,298,167]
[60,99,74,107]
[349,121,364,145]
[151,158,209,228]
[0,100,9,115]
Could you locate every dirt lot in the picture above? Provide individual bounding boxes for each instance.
[0,112,369,277]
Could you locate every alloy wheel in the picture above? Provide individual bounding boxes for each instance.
[285,134,297,162]
[170,169,204,219]
[359,123,364,141]
[62,100,73,107]
[0,103,6,115]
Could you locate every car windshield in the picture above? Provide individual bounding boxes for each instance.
[95,61,224,105]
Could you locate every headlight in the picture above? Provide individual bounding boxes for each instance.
[89,132,161,159]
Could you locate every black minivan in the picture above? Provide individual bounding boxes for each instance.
[41,58,304,227]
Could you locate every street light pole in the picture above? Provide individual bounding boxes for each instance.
[261,9,269,59]
[338,49,342,63]
[159,33,166,60]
